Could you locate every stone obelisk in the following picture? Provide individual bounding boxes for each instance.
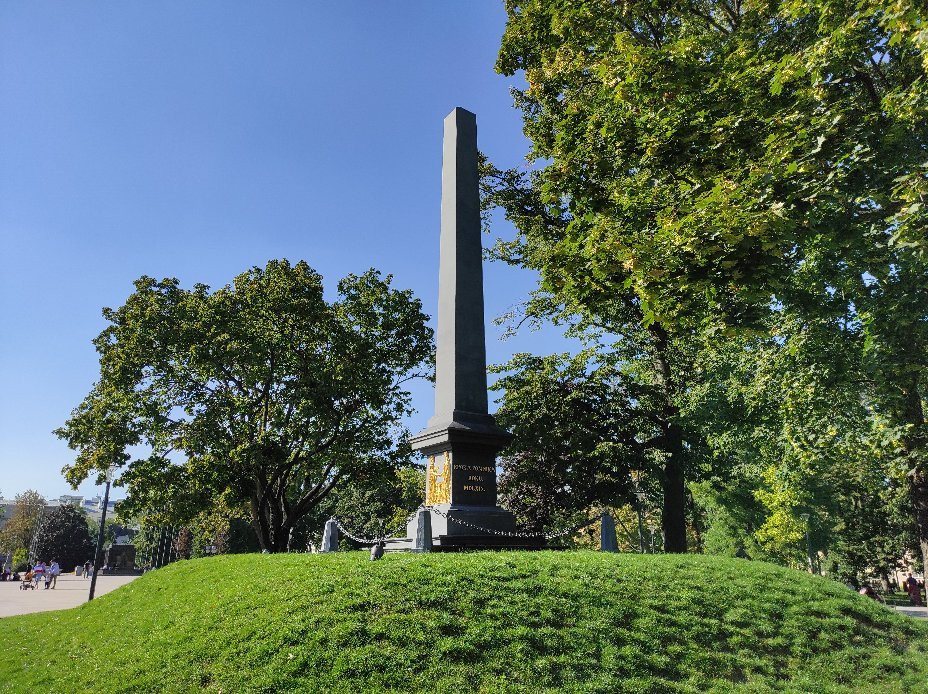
[408,107,536,549]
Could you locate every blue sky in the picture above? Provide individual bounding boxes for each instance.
[0,3,573,500]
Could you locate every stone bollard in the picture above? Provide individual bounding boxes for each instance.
[600,511,618,552]
[321,519,340,552]
[370,542,385,561]
[412,508,433,553]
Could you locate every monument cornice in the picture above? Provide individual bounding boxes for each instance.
[409,418,512,454]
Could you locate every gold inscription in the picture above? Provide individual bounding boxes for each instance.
[456,465,495,473]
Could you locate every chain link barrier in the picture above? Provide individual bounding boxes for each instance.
[331,518,383,545]
[330,504,427,545]
[427,506,600,540]
[330,506,602,545]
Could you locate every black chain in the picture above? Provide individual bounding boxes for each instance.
[330,506,601,544]
[330,505,426,545]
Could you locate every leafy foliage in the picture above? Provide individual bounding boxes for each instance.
[33,505,95,573]
[495,0,928,324]
[11,548,28,573]
[0,490,46,556]
[680,296,917,575]
[301,465,426,548]
[490,0,928,567]
[56,260,433,552]
[491,351,658,533]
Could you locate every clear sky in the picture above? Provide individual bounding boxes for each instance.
[0,3,573,501]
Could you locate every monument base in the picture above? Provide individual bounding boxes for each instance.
[430,534,545,551]
[391,504,545,551]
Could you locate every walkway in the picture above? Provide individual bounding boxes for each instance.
[892,604,928,619]
[0,572,139,618]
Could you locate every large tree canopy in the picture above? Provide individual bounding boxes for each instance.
[489,0,928,561]
[495,0,928,324]
[57,260,433,552]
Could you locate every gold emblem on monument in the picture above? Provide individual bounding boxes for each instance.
[426,451,451,505]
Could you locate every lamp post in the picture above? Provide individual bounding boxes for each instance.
[88,466,115,602]
[799,513,814,574]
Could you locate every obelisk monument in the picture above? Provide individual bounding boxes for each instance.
[408,107,536,549]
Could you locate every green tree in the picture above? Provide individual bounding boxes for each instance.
[33,505,95,573]
[492,0,928,557]
[495,0,927,321]
[490,351,655,533]
[84,515,122,549]
[481,160,709,550]
[684,303,916,574]
[57,260,433,552]
[11,548,28,572]
[186,502,261,556]
[827,475,913,589]
[298,464,426,550]
[0,490,46,556]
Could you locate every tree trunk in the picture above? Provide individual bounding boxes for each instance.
[902,377,928,574]
[649,322,688,553]
[910,471,928,575]
[662,422,688,553]
[267,502,286,553]
[250,500,285,552]
[688,488,704,553]
[250,493,271,552]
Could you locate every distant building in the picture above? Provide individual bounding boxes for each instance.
[0,494,119,527]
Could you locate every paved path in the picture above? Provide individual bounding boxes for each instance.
[0,573,139,618]
[893,604,928,619]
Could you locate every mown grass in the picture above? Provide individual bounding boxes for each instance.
[1,552,926,692]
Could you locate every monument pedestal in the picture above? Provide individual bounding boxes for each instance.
[407,413,544,551]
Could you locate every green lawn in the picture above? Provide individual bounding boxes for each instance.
[1,552,926,692]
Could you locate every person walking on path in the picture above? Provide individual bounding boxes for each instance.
[83,560,92,579]
[32,561,46,588]
[906,573,924,606]
[47,560,60,589]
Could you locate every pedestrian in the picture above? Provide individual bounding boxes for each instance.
[33,560,46,588]
[905,573,923,606]
[48,559,60,589]
[83,559,92,579]
[859,586,884,603]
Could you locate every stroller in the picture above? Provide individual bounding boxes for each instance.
[20,571,35,590]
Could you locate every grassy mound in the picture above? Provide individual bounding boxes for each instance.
[1,552,926,692]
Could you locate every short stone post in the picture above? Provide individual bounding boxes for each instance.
[412,508,433,553]
[600,511,618,552]
[370,542,385,560]
[321,519,340,553]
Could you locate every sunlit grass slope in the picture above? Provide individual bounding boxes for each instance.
[1,552,926,693]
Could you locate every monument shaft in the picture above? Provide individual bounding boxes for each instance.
[433,107,488,422]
